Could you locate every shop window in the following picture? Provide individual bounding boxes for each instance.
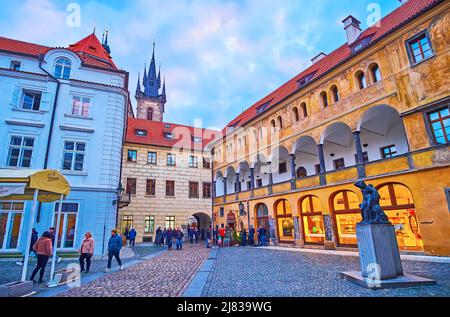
[406,31,434,65]
[300,196,325,244]
[0,202,24,250]
[275,200,294,242]
[53,203,78,249]
[377,183,423,251]
[332,190,362,246]
[381,145,397,159]
[427,107,450,145]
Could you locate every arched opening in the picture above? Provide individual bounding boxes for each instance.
[270,119,276,133]
[299,195,325,245]
[369,63,382,83]
[330,85,340,103]
[254,203,270,245]
[331,190,361,247]
[320,91,329,108]
[277,116,283,129]
[215,171,225,197]
[191,212,212,240]
[301,102,308,118]
[292,107,300,122]
[358,105,409,162]
[376,183,423,252]
[322,122,355,171]
[238,161,251,191]
[225,166,237,194]
[294,136,319,176]
[147,108,154,121]
[355,71,367,90]
[254,154,270,188]
[54,57,72,79]
[275,199,294,243]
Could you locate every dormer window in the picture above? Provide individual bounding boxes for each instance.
[10,61,21,71]
[54,57,72,79]
[164,132,173,140]
[135,129,147,137]
[256,101,270,114]
[297,71,317,88]
[192,136,202,143]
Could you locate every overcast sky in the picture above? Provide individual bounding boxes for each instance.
[0,0,400,130]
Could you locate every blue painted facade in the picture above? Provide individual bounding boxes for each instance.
[0,34,129,256]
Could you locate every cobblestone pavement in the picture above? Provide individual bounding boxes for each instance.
[59,244,210,297]
[0,245,164,291]
[203,247,450,297]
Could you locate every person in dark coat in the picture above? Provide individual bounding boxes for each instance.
[205,228,211,248]
[249,226,255,247]
[175,229,184,250]
[128,228,137,247]
[257,226,262,246]
[213,226,218,246]
[241,228,247,247]
[48,227,61,264]
[260,226,267,247]
[194,229,199,244]
[104,230,122,272]
[166,228,173,250]
[155,227,163,246]
[162,228,167,246]
[17,228,38,266]
[189,228,194,244]
[29,231,52,284]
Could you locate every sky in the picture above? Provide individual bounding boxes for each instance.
[0,0,401,130]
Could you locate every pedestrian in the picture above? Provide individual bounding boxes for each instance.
[218,225,226,248]
[166,228,173,250]
[249,226,255,247]
[162,228,167,246]
[195,229,199,244]
[189,228,194,244]
[260,226,267,247]
[257,226,262,246]
[124,227,130,245]
[129,228,137,247]
[205,228,211,249]
[29,231,52,284]
[241,228,247,247]
[155,227,163,247]
[48,227,61,264]
[16,228,38,266]
[213,225,218,246]
[79,232,94,273]
[104,229,122,272]
[175,228,184,250]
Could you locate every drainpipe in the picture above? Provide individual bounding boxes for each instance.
[36,55,61,223]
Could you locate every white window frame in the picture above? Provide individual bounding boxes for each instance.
[61,140,87,173]
[70,95,91,118]
[21,90,42,111]
[0,201,25,252]
[54,57,72,80]
[52,202,79,251]
[6,135,35,168]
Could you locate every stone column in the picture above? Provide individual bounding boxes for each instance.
[235,173,241,200]
[250,168,255,190]
[223,176,227,203]
[289,153,297,190]
[353,131,366,179]
[317,144,327,186]
[268,163,273,195]
[212,181,216,199]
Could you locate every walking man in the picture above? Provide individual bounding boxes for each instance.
[104,229,122,272]
[241,228,247,247]
[260,226,267,247]
[129,228,137,247]
[176,228,184,250]
[205,228,211,249]
[249,226,255,247]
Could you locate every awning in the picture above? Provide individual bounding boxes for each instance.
[0,169,70,202]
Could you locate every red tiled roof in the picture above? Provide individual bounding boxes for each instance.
[0,33,118,71]
[225,0,442,131]
[126,117,220,150]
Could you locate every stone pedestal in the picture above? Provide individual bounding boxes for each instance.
[342,223,436,289]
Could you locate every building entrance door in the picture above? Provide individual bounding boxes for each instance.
[0,202,24,251]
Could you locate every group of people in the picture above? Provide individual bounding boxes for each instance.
[154,227,185,250]
[214,225,268,248]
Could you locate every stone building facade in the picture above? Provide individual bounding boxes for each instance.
[211,0,450,256]
[119,48,217,243]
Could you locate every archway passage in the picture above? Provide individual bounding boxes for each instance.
[255,203,270,244]
[299,196,325,245]
[192,212,211,240]
[275,199,294,243]
[331,190,362,246]
[377,183,423,252]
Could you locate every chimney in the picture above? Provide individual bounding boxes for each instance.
[311,52,327,64]
[399,0,409,5]
[342,15,362,45]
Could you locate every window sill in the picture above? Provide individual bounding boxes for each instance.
[145,195,156,198]
[64,114,93,120]
[409,54,436,69]
[62,171,88,177]
[165,196,176,199]
[12,108,46,114]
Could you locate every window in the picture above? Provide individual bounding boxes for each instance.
[428,107,450,144]
[189,156,198,168]
[189,182,199,198]
[292,107,300,122]
[167,154,176,166]
[256,101,270,114]
[53,203,78,249]
[370,63,382,83]
[135,129,147,137]
[147,109,153,121]
[144,216,155,234]
[296,167,307,178]
[7,136,34,168]
[354,152,369,163]
[164,132,173,140]
[219,207,224,217]
[277,116,283,129]
[71,96,90,117]
[356,71,367,90]
[247,181,252,190]
[256,179,263,188]
[121,215,134,235]
[192,136,202,143]
[279,162,288,174]
[147,152,157,164]
[315,164,321,175]
[166,181,175,197]
[320,92,328,108]
[127,150,137,162]
[54,57,72,79]
[300,196,325,245]
[330,85,339,103]
[146,179,156,196]
[0,202,24,250]
[203,158,211,169]
[301,103,308,118]
[10,61,21,71]
[126,178,137,195]
[21,91,41,111]
[406,31,434,65]
[333,158,345,170]
[381,145,397,159]
[165,216,175,229]
[203,182,212,199]
[332,190,361,246]
[62,141,86,172]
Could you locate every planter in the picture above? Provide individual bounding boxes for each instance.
[0,281,34,297]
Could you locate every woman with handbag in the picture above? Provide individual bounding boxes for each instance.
[79,232,95,273]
